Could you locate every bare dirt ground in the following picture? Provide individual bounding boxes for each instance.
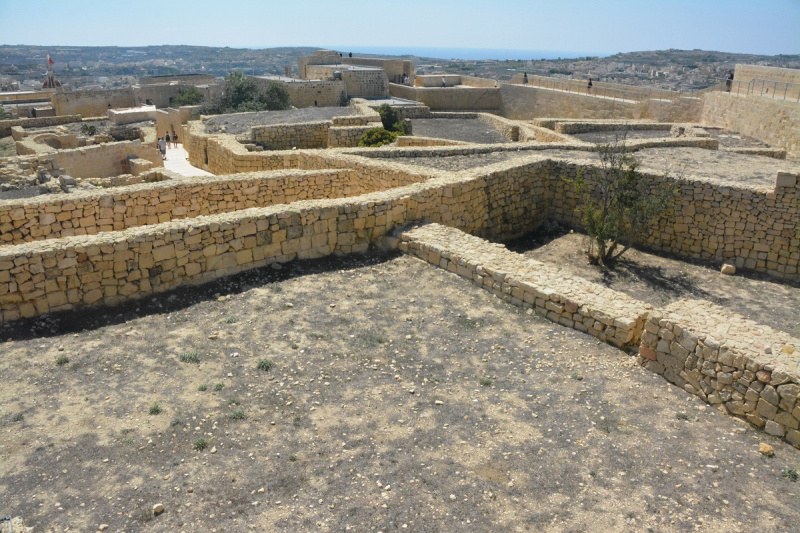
[2,250,799,533]
[398,151,531,172]
[0,137,15,157]
[507,229,800,339]
[410,119,509,144]
[572,130,671,143]
[541,147,800,188]
[203,108,355,135]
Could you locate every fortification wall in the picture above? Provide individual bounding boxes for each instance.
[251,122,330,150]
[109,106,157,125]
[250,77,345,108]
[341,57,414,83]
[52,89,137,117]
[138,74,216,86]
[388,85,500,111]
[701,93,800,156]
[136,83,186,108]
[734,65,800,86]
[0,115,82,138]
[327,125,373,148]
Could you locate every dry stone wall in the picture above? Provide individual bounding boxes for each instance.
[0,115,82,138]
[639,300,800,448]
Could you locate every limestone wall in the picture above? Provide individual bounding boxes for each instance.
[136,83,186,109]
[341,57,414,84]
[639,300,800,448]
[252,122,330,150]
[250,77,346,108]
[138,74,216,86]
[327,126,373,148]
[734,65,800,86]
[701,92,800,156]
[52,88,137,117]
[47,141,164,179]
[0,115,82,138]
[109,106,157,125]
[388,85,501,111]
[0,167,432,244]
[396,136,469,147]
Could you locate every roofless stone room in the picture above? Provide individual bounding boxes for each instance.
[1,0,799,531]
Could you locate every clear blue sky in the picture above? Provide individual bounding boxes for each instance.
[0,0,797,56]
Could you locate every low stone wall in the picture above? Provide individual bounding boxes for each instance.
[0,115,82,138]
[328,125,373,148]
[519,125,574,143]
[399,223,650,348]
[639,300,800,448]
[252,121,330,150]
[108,106,157,125]
[389,84,501,112]
[721,147,786,159]
[49,141,163,179]
[553,121,673,134]
[396,136,469,147]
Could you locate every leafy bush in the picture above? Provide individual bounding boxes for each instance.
[202,72,291,115]
[376,104,410,135]
[171,86,204,106]
[358,127,398,148]
[564,135,677,267]
[80,124,97,136]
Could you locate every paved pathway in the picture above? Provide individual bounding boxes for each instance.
[162,144,213,177]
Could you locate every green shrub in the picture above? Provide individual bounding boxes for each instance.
[55,355,70,366]
[193,438,207,451]
[377,104,399,130]
[80,124,97,136]
[358,127,398,148]
[257,359,273,372]
[202,72,290,115]
[393,119,411,135]
[149,402,162,415]
[179,350,200,364]
[171,86,204,106]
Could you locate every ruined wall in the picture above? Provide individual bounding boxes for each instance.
[701,92,800,156]
[43,141,163,179]
[52,89,137,117]
[0,115,82,138]
[252,122,330,150]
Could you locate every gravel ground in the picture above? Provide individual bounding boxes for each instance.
[540,147,800,189]
[397,151,533,171]
[706,129,772,149]
[573,129,671,143]
[410,119,509,144]
[507,230,800,338]
[2,251,799,532]
[204,108,355,134]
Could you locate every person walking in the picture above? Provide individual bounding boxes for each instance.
[165,132,171,149]
[158,137,167,160]
[725,70,734,92]
[587,78,593,95]
[523,72,528,85]
[172,130,178,148]
[442,76,446,88]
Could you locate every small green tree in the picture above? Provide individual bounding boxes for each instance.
[202,72,291,115]
[171,86,205,106]
[566,137,677,267]
[376,103,410,135]
[358,127,398,147]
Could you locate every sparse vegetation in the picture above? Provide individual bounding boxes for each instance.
[231,408,246,420]
[193,438,207,451]
[257,359,273,372]
[198,384,208,391]
[80,123,97,136]
[289,454,297,462]
[12,413,24,422]
[202,72,290,115]
[179,350,200,363]
[565,136,677,267]
[171,86,205,106]
[480,377,492,387]
[782,468,798,482]
[170,416,182,427]
[149,402,162,415]
[358,127,398,148]
[213,382,224,391]
[225,316,238,324]
[55,355,70,366]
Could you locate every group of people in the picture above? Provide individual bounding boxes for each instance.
[156,131,179,160]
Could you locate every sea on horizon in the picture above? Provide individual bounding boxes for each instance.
[324,46,600,61]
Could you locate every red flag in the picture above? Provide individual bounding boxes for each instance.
[48,54,54,66]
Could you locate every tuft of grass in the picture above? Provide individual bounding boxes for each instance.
[225,316,238,324]
[193,438,207,451]
[213,383,224,391]
[228,398,240,405]
[589,469,598,478]
[12,413,24,422]
[257,359,273,372]
[170,416,182,427]
[676,412,691,421]
[230,409,246,420]
[290,342,299,350]
[198,384,208,391]
[55,355,70,366]
[782,468,798,482]
[480,378,493,387]
[288,454,297,462]
[124,438,134,446]
[149,403,162,415]
[179,350,200,364]
[570,372,584,381]
[121,428,132,435]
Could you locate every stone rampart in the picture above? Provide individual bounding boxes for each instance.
[389,84,501,112]
[52,88,137,117]
[701,92,800,156]
[396,136,469,147]
[252,121,330,150]
[328,125,373,148]
[734,65,800,87]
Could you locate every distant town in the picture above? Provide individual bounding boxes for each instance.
[1,44,799,93]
